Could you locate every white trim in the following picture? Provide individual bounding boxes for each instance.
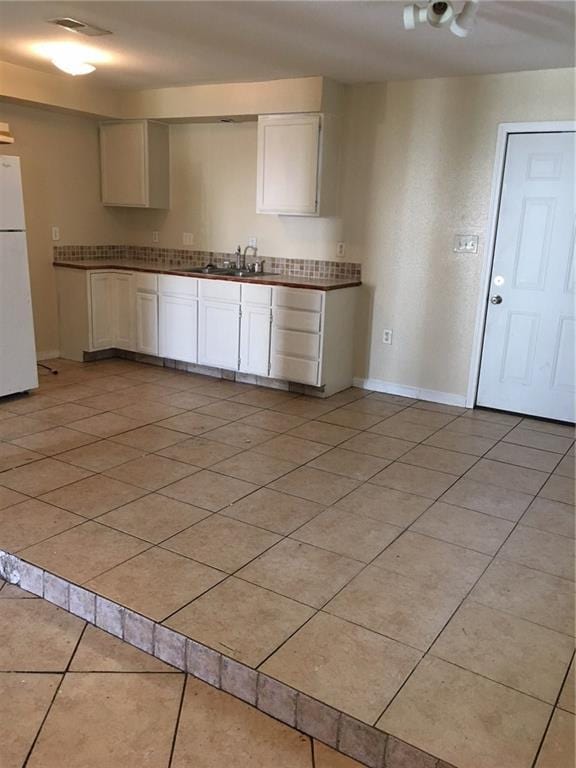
[465,120,576,409]
[37,350,60,361]
[353,377,467,407]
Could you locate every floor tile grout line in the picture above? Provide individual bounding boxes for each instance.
[21,621,88,767]
[167,670,188,768]
[374,439,574,727]
[529,647,576,768]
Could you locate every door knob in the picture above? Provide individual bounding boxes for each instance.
[490,295,503,305]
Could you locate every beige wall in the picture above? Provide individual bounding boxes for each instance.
[2,67,574,396]
[341,68,575,399]
[112,120,343,260]
[0,101,123,356]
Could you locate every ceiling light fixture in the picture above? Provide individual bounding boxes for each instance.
[51,55,96,75]
[403,0,480,38]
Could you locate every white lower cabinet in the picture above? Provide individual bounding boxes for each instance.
[57,268,358,396]
[198,299,241,370]
[239,284,272,376]
[135,292,159,355]
[90,271,134,351]
[90,272,114,349]
[158,276,198,364]
[270,288,323,386]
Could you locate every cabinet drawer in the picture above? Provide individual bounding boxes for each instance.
[273,308,321,333]
[271,355,319,386]
[273,329,320,360]
[159,275,198,297]
[273,287,323,312]
[135,272,158,292]
[242,283,272,306]
[199,279,241,303]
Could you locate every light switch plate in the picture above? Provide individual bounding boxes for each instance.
[51,226,60,242]
[182,232,194,246]
[453,234,479,254]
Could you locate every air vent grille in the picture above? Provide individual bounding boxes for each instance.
[48,18,112,36]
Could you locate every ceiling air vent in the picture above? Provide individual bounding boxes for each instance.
[48,18,112,36]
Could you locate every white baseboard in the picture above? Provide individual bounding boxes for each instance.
[353,377,468,408]
[37,350,60,361]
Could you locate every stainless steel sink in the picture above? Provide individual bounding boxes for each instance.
[180,266,277,278]
[179,266,230,275]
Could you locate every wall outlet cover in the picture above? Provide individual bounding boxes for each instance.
[453,234,479,254]
[382,329,393,345]
[152,231,160,243]
[248,236,258,248]
[336,242,346,257]
[51,226,60,242]
[182,232,194,246]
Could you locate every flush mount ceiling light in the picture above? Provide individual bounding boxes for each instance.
[403,0,480,38]
[32,42,109,76]
[52,55,95,75]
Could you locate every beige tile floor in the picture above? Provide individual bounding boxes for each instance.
[0,583,364,768]
[0,357,575,768]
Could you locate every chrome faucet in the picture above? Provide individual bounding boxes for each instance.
[243,245,258,266]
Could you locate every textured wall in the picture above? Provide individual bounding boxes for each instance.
[0,101,124,356]
[341,68,575,398]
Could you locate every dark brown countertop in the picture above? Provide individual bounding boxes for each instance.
[53,260,361,291]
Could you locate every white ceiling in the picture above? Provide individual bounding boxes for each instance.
[0,1,574,89]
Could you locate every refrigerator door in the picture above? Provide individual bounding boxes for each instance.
[0,155,25,231]
[0,231,38,396]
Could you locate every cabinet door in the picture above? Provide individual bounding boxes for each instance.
[257,114,321,215]
[198,300,240,370]
[240,304,271,376]
[113,273,135,350]
[90,273,114,350]
[159,295,198,363]
[135,292,158,356]
[100,121,148,206]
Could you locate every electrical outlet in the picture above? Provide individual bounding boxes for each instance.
[453,234,479,254]
[382,329,393,345]
[51,226,60,242]
[152,231,159,243]
[248,236,257,248]
[182,232,194,246]
[336,241,346,257]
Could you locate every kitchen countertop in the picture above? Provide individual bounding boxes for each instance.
[53,260,361,291]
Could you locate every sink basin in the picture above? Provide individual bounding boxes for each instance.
[179,266,230,275]
[179,266,277,279]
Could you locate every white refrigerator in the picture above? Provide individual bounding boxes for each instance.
[0,155,38,396]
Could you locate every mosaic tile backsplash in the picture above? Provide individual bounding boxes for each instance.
[53,245,361,281]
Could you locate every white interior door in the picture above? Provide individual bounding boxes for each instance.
[477,131,575,422]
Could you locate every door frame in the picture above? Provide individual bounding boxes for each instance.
[465,120,576,409]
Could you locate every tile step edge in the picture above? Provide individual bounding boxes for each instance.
[0,550,453,768]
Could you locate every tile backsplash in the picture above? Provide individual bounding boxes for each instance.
[53,245,361,281]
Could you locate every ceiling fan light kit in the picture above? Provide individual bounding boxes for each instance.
[403,0,479,37]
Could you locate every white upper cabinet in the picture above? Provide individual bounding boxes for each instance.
[256,114,322,216]
[100,120,170,208]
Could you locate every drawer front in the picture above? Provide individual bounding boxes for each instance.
[273,287,323,312]
[270,354,319,386]
[159,274,198,297]
[135,272,158,292]
[272,328,320,360]
[199,279,241,303]
[242,283,272,306]
[273,308,321,333]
